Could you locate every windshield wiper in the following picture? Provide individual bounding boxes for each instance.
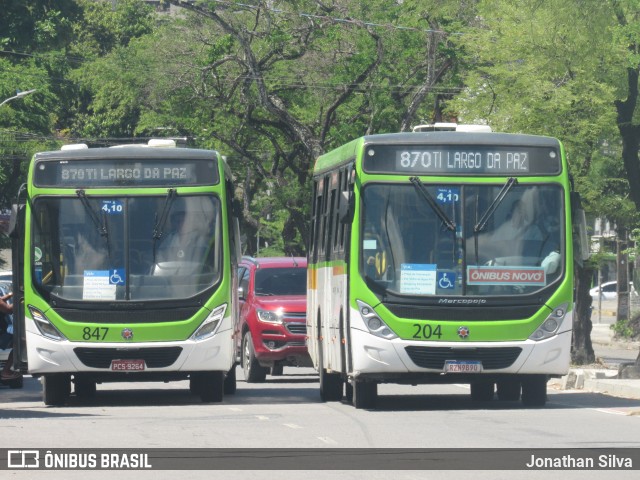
[472,177,518,265]
[153,188,177,241]
[152,188,177,264]
[409,177,456,231]
[76,189,111,257]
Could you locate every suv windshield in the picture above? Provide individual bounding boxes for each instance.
[254,268,307,296]
[31,194,222,301]
[361,183,563,297]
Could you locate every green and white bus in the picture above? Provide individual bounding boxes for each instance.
[10,139,241,405]
[307,124,589,409]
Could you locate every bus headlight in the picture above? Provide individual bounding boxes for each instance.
[191,304,226,341]
[529,303,568,341]
[257,308,283,324]
[357,300,397,340]
[28,305,66,341]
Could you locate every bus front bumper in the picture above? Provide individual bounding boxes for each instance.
[24,317,235,376]
[349,326,572,380]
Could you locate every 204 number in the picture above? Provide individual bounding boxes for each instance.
[83,327,109,341]
[412,323,442,339]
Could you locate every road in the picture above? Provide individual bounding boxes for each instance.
[2,366,640,480]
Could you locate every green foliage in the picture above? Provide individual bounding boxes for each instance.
[4,0,640,258]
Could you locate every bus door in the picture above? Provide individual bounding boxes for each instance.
[9,199,27,372]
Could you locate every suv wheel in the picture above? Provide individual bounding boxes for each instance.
[243,332,267,383]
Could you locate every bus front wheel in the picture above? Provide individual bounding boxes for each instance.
[521,375,547,407]
[43,374,71,406]
[353,380,377,409]
[496,379,521,401]
[74,378,97,398]
[319,369,343,402]
[197,371,224,403]
[470,381,494,401]
[224,365,237,395]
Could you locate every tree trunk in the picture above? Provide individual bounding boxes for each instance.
[572,264,596,365]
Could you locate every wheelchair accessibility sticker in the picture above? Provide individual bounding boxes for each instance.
[437,271,456,290]
[109,268,125,285]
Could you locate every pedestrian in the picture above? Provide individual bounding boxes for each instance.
[1,287,21,381]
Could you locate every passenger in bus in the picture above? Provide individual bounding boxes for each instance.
[157,209,209,264]
[506,199,544,241]
[73,229,108,273]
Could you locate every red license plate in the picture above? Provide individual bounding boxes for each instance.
[111,359,145,371]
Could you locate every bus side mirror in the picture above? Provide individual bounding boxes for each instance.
[571,192,590,263]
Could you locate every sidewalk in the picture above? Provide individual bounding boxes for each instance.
[550,316,640,400]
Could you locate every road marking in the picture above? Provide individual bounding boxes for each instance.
[283,423,302,429]
[228,407,242,412]
[593,408,632,416]
[255,415,270,420]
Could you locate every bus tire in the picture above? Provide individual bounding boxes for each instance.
[224,365,237,395]
[243,332,267,383]
[521,375,547,407]
[43,374,71,406]
[74,378,97,398]
[199,371,224,403]
[470,381,494,401]
[189,375,202,395]
[353,380,377,409]
[319,369,343,402]
[496,379,521,401]
[345,382,354,404]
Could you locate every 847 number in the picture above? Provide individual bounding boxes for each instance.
[83,327,109,341]
[412,323,442,339]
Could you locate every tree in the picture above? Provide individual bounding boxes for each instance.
[142,0,476,255]
[448,0,625,364]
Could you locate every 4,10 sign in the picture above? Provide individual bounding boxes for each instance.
[101,200,123,214]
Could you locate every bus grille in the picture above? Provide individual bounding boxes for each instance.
[404,346,522,370]
[73,347,183,369]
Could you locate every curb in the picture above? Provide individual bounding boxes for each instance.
[550,368,640,400]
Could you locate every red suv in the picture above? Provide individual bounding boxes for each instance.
[237,256,310,382]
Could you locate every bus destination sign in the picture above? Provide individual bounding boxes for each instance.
[34,159,219,187]
[363,145,561,176]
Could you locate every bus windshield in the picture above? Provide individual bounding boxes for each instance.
[361,183,563,297]
[31,194,222,302]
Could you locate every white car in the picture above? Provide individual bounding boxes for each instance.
[590,281,636,300]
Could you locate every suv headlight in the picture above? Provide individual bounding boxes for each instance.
[191,304,226,341]
[28,305,66,341]
[529,303,568,341]
[257,308,284,324]
[357,300,397,340]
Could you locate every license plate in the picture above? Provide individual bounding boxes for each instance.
[444,360,483,373]
[111,359,145,371]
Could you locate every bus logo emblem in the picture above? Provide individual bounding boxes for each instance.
[121,328,134,340]
[457,326,469,339]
